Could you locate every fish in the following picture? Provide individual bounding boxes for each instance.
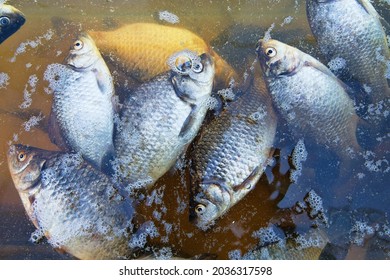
[190,66,277,230]
[306,0,390,115]
[7,144,135,260]
[252,228,330,260]
[256,39,361,163]
[45,33,115,170]
[0,3,25,44]
[88,22,237,90]
[113,49,215,189]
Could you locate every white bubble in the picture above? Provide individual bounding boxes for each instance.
[327,57,346,72]
[0,72,10,89]
[204,96,219,110]
[350,221,375,246]
[23,113,44,132]
[228,249,242,260]
[252,226,283,246]
[217,87,235,101]
[304,190,328,225]
[290,139,307,183]
[158,10,180,24]
[281,16,293,27]
[248,106,267,123]
[263,23,275,42]
[10,30,54,62]
[19,74,39,109]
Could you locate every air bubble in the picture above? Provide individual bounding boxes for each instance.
[328,57,346,72]
[290,139,307,183]
[154,247,173,260]
[350,221,375,246]
[217,87,235,101]
[158,10,180,24]
[252,226,283,246]
[23,113,44,132]
[0,72,10,89]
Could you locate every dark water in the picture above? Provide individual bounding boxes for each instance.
[0,0,389,260]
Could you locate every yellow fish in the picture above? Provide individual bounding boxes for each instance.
[88,23,237,90]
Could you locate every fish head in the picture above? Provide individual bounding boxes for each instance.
[65,33,101,70]
[7,144,49,193]
[256,39,302,78]
[168,50,215,102]
[190,182,232,230]
[0,4,26,44]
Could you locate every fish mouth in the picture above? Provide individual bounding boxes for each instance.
[190,181,233,226]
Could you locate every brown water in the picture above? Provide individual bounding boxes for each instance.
[0,0,389,260]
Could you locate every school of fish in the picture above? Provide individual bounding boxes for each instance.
[2,1,389,260]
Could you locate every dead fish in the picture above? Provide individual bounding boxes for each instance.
[0,3,25,44]
[190,68,277,230]
[113,50,215,189]
[7,144,135,260]
[88,22,237,90]
[251,228,330,260]
[256,39,361,162]
[306,0,390,113]
[45,33,115,170]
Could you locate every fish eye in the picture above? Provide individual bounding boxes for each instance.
[17,152,26,162]
[192,62,203,73]
[0,16,11,26]
[265,47,277,58]
[195,204,206,215]
[73,40,84,51]
[175,56,192,73]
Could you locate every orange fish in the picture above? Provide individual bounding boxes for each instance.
[88,23,237,90]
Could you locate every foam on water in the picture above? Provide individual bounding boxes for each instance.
[363,150,390,173]
[290,139,307,183]
[217,87,235,101]
[252,225,283,246]
[350,221,375,246]
[129,221,159,249]
[304,190,328,225]
[327,57,346,72]
[19,74,39,109]
[263,23,275,42]
[153,247,173,260]
[10,30,54,63]
[158,10,180,24]
[280,16,293,27]
[0,72,10,89]
[23,113,44,132]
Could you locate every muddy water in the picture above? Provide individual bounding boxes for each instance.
[0,0,389,260]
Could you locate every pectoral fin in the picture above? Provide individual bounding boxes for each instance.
[179,104,198,140]
[232,165,262,193]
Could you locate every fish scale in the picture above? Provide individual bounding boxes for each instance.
[191,71,277,229]
[306,0,390,107]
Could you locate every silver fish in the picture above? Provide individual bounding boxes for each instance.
[306,0,390,110]
[0,3,25,44]
[256,39,361,161]
[113,50,215,189]
[7,144,135,260]
[45,33,115,170]
[190,69,277,230]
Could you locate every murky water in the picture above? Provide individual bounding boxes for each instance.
[0,0,389,260]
